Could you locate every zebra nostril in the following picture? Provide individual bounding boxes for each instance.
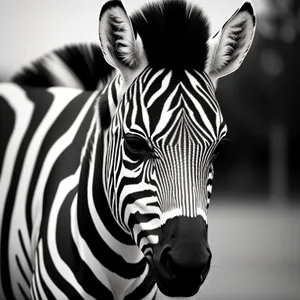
[165,253,176,275]
[159,246,177,279]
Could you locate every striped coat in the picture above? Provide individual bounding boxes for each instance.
[0,0,256,299]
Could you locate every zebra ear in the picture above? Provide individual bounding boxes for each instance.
[99,0,147,80]
[205,1,256,81]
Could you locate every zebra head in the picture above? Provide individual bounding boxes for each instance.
[99,0,256,297]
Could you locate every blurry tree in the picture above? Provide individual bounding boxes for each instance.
[216,0,300,203]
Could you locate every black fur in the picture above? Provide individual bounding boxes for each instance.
[131,0,210,71]
[12,44,115,90]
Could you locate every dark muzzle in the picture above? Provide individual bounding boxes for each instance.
[152,216,211,297]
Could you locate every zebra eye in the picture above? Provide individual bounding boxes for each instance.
[124,134,152,157]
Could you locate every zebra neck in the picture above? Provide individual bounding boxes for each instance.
[71,121,148,295]
[76,121,135,250]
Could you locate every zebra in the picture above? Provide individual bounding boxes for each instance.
[0,0,256,299]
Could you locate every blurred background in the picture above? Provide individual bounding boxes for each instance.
[0,0,299,299]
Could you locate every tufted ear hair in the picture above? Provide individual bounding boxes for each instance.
[99,0,147,81]
[205,1,256,82]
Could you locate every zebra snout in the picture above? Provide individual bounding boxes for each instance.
[153,216,212,297]
[157,245,211,296]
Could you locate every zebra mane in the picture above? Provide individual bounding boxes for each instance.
[131,0,210,71]
[12,43,115,90]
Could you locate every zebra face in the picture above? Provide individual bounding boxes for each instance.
[99,0,256,297]
[110,67,226,296]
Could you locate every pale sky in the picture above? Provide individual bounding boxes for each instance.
[0,0,266,80]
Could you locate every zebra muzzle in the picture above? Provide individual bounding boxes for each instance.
[151,215,211,297]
